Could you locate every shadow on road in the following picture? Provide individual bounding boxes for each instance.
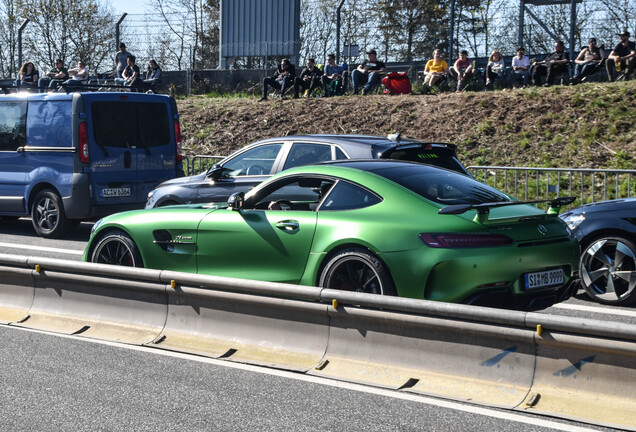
[0,217,93,241]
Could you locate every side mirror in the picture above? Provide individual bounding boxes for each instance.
[228,192,245,211]
[207,164,223,181]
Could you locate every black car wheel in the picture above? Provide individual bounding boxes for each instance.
[31,190,70,238]
[580,236,636,305]
[319,248,396,296]
[91,230,144,267]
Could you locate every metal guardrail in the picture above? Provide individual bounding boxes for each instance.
[468,166,636,208]
[1,253,636,430]
[182,155,226,176]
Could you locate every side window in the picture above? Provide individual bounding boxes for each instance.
[0,101,27,151]
[222,143,282,177]
[283,143,333,170]
[335,147,348,160]
[320,181,381,211]
[247,176,333,211]
[26,101,72,148]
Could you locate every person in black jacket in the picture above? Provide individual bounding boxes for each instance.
[293,58,322,98]
[531,40,570,86]
[259,58,296,101]
[606,31,636,82]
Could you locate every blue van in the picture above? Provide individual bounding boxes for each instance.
[0,91,183,237]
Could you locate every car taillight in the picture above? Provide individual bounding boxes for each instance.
[79,121,89,164]
[174,120,183,163]
[419,233,513,248]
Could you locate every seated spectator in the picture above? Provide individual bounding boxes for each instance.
[485,50,505,90]
[120,55,141,89]
[294,58,322,98]
[63,61,89,87]
[423,49,449,89]
[259,58,296,101]
[452,50,473,92]
[15,62,39,89]
[511,47,530,88]
[321,53,349,97]
[531,40,569,86]
[570,38,605,85]
[141,60,162,92]
[37,59,68,92]
[351,49,386,95]
[606,31,636,82]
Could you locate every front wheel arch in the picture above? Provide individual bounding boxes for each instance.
[89,229,144,268]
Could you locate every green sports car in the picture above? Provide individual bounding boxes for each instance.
[84,160,580,310]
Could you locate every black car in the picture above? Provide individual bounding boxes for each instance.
[145,134,470,209]
[560,198,636,306]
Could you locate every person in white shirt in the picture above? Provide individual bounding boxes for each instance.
[485,50,505,90]
[64,61,89,88]
[511,47,530,88]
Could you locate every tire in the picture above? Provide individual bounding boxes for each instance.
[90,230,144,267]
[580,236,636,306]
[31,190,70,238]
[318,248,397,296]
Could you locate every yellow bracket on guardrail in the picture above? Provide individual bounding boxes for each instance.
[332,299,338,309]
[170,280,176,289]
[536,324,542,336]
[35,265,41,273]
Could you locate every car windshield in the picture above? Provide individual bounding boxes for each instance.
[370,164,510,205]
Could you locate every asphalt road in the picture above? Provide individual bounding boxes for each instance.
[2,217,635,326]
[0,325,619,432]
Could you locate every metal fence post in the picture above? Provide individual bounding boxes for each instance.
[18,19,29,69]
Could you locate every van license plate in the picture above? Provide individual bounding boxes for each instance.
[524,269,564,290]
[101,187,131,197]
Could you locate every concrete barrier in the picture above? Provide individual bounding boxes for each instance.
[1,255,169,344]
[0,255,33,323]
[152,285,329,371]
[310,305,536,408]
[1,253,636,430]
[520,331,636,430]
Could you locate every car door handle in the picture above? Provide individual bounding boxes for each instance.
[275,220,299,231]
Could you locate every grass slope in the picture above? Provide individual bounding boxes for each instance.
[178,80,636,169]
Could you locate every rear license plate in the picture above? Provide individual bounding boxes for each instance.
[524,269,564,290]
[101,187,131,197]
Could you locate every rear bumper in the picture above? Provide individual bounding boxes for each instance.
[461,275,579,311]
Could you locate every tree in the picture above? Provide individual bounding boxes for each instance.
[377,0,449,61]
[13,0,115,73]
[0,0,20,76]
[151,0,219,70]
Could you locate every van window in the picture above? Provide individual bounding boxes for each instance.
[27,101,72,148]
[92,102,170,148]
[0,101,27,151]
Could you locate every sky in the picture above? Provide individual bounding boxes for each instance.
[109,0,148,16]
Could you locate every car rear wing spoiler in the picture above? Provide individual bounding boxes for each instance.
[438,196,576,224]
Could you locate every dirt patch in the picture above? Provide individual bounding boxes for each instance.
[178,81,636,169]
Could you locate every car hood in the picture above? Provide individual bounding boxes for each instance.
[560,197,636,217]
[156,172,208,188]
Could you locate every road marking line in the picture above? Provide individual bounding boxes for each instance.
[553,302,636,318]
[4,324,602,432]
[0,242,83,256]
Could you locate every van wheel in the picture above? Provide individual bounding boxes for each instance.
[90,230,143,267]
[31,190,69,238]
[318,248,397,296]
